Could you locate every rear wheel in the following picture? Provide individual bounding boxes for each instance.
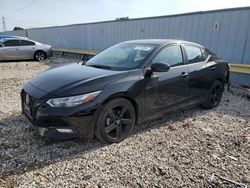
[202,80,224,109]
[95,98,136,143]
[34,51,46,61]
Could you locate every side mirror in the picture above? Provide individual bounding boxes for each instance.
[151,62,170,72]
[205,55,211,63]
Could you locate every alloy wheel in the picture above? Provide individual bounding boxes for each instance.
[104,104,134,140]
[209,85,222,107]
[35,52,45,61]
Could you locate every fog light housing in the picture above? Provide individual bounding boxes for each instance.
[56,128,74,133]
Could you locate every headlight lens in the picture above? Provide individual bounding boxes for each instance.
[47,91,101,107]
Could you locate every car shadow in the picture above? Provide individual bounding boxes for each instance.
[0,112,105,179]
[0,87,249,180]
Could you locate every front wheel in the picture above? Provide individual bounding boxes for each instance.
[202,80,224,109]
[34,51,46,61]
[95,98,136,143]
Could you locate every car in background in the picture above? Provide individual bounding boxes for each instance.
[21,39,229,143]
[0,38,52,61]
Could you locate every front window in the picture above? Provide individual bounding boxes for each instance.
[86,43,158,70]
[3,40,20,47]
[151,45,184,67]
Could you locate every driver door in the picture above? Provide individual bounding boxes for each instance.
[144,44,189,117]
[0,39,21,60]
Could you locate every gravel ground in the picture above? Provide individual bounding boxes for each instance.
[0,58,249,188]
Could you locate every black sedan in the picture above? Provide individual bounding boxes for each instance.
[21,39,229,143]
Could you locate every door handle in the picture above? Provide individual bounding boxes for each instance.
[210,66,216,70]
[181,72,189,78]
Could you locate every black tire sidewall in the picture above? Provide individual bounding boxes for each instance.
[34,51,46,61]
[95,98,136,143]
[203,80,224,109]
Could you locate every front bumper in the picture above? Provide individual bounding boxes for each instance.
[24,115,79,140]
[21,89,100,141]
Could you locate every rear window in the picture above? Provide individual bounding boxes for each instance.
[3,40,20,47]
[184,45,204,64]
[20,40,35,46]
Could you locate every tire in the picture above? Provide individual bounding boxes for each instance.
[34,51,46,61]
[202,80,224,109]
[95,98,136,143]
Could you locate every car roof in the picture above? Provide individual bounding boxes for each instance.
[123,39,204,48]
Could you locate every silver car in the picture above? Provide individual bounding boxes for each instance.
[0,38,52,61]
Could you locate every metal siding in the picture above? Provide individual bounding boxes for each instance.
[221,10,250,84]
[238,10,250,85]
[210,13,222,52]
[186,15,194,41]
[189,15,199,42]
[161,18,169,38]
[166,17,172,38]
[173,16,181,39]
[197,14,206,45]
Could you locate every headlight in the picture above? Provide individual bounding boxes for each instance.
[47,91,101,107]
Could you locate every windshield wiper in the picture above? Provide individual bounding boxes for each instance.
[87,64,111,70]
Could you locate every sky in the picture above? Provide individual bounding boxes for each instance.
[1,0,250,31]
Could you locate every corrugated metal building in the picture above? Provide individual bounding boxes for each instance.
[1,7,250,86]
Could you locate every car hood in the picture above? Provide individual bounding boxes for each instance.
[26,63,128,98]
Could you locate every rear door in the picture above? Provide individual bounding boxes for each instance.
[183,44,217,100]
[0,39,21,60]
[144,44,190,116]
[19,40,36,59]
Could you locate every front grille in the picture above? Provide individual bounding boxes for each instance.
[21,90,40,122]
[40,117,70,128]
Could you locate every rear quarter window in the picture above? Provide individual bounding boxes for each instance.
[201,48,209,60]
[20,40,35,46]
[184,45,204,64]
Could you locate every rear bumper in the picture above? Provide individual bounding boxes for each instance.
[46,49,53,58]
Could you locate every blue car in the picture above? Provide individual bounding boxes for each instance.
[0,35,26,40]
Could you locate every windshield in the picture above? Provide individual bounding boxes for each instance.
[86,43,158,70]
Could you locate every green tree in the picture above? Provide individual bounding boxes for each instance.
[13,26,24,31]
